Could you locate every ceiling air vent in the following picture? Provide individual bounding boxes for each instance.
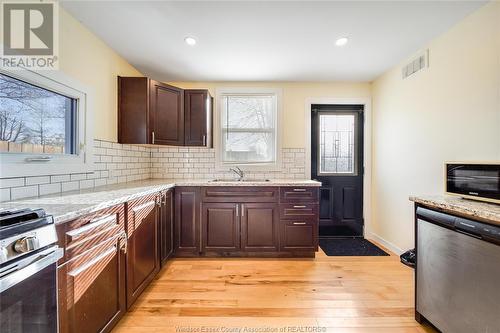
[402,50,428,79]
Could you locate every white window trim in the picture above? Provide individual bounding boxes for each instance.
[0,67,94,178]
[215,87,283,172]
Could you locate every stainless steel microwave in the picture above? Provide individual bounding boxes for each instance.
[445,162,500,204]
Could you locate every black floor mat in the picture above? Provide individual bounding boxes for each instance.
[319,238,389,256]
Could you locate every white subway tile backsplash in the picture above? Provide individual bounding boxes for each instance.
[0,188,11,201]
[70,174,87,181]
[50,175,70,183]
[79,179,95,189]
[61,181,79,192]
[11,186,39,200]
[0,138,306,202]
[39,183,62,196]
[25,176,50,186]
[0,178,25,189]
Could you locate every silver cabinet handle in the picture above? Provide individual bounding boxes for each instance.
[119,231,128,253]
[293,205,306,209]
[235,205,239,217]
[293,222,306,225]
[202,135,206,146]
[152,131,155,144]
[293,188,306,192]
[241,204,244,217]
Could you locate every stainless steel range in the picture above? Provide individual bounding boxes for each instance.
[0,208,63,333]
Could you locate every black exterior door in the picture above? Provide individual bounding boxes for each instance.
[311,105,364,237]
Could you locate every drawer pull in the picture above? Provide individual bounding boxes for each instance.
[292,189,306,192]
[293,222,307,225]
[119,231,128,253]
[293,205,307,209]
[67,215,117,239]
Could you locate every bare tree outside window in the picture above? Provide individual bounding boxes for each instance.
[221,94,277,164]
[0,73,76,154]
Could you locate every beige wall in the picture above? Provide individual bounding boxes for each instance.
[371,2,500,251]
[59,8,142,141]
[169,82,371,148]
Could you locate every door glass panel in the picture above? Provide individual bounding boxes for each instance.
[318,114,356,175]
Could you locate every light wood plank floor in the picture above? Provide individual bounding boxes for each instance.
[113,246,436,333]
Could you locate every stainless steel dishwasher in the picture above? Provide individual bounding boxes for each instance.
[416,207,500,333]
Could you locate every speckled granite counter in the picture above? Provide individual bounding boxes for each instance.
[0,179,321,224]
[410,195,500,226]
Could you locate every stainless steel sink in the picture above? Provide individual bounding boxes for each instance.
[209,179,271,182]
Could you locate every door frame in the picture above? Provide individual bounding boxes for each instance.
[304,97,372,238]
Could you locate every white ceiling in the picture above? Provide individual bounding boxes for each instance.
[61,1,485,82]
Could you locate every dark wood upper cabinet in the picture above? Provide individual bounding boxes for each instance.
[118,78,211,147]
[184,89,213,147]
[150,81,184,145]
[125,195,160,308]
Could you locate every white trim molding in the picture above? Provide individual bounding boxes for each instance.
[304,97,372,238]
[214,87,283,172]
[0,67,94,178]
[367,232,405,256]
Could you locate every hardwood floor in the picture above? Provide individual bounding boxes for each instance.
[113,246,436,333]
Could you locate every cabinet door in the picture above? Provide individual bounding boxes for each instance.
[58,234,126,333]
[241,203,279,251]
[159,190,174,265]
[202,203,240,252]
[184,89,212,147]
[150,81,184,145]
[175,187,200,255]
[280,219,318,251]
[126,196,160,308]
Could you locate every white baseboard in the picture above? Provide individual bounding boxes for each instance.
[366,232,405,255]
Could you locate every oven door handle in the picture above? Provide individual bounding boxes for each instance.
[0,246,63,293]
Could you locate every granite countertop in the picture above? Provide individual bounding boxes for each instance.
[410,195,500,226]
[0,178,321,224]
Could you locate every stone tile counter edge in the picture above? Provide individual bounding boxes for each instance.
[0,179,321,225]
[410,195,500,226]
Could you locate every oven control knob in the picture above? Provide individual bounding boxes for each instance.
[13,237,39,253]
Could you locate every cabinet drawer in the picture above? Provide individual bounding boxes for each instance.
[280,203,318,220]
[202,186,279,203]
[57,205,125,263]
[280,187,319,203]
[280,219,318,251]
[58,233,126,333]
[126,194,158,236]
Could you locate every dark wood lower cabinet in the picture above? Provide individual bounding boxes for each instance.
[159,190,174,266]
[175,186,318,257]
[126,195,160,308]
[57,233,126,333]
[241,203,279,252]
[202,203,240,252]
[175,187,201,255]
[280,219,318,252]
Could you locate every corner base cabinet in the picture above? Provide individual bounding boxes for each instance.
[175,186,319,258]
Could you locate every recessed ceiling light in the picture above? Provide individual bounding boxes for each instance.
[335,37,348,46]
[184,36,197,46]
